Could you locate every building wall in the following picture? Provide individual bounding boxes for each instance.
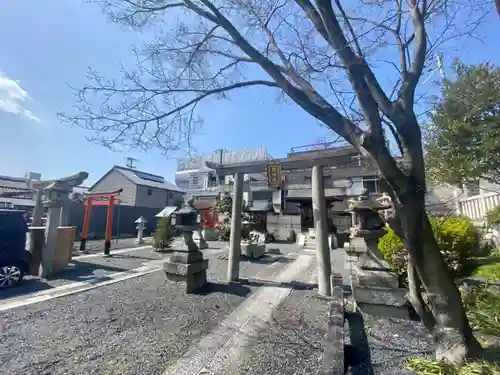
[90,170,137,206]
[135,185,184,209]
[266,213,301,240]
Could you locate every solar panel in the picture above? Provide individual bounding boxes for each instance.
[135,172,165,184]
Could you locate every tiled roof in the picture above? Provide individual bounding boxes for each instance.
[114,166,184,192]
[193,198,216,210]
[0,175,33,198]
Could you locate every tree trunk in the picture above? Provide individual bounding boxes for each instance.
[407,255,436,332]
[398,194,482,364]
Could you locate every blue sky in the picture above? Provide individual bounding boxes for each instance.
[0,1,498,186]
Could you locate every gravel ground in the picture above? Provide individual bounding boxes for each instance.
[0,248,168,300]
[345,304,433,375]
[72,237,154,255]
[362,312,433,374]
[2,243,293,302]
[230,287,328,375]
[0,270,259,375]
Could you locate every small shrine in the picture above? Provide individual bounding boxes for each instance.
[346,189,397,287]
[163,199,208,293]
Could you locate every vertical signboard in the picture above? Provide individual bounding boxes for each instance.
[266,162,282,189]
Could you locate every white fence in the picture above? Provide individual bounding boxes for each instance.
[457,191,500,223]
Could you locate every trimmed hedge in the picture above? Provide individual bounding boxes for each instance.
[378,216,482,278]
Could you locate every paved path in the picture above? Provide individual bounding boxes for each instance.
[163,252,318,375]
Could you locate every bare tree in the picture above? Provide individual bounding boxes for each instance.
[61,0,494,364]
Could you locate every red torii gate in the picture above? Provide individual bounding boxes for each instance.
[80,189,122,255]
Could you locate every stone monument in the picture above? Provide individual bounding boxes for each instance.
[163,199,208,293]
[41,174,87,277]
[346,189,397,287]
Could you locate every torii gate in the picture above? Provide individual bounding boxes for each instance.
[205,147,378,297]
[80,189,122,255]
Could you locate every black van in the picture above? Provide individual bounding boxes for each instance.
[0,209,32,288]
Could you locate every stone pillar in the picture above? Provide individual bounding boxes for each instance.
[27,227,45,276]
[31,188,43,226]
[41,204,62,277]
[312,164,332,296]
[59,201,71,227]
[228,172,244,281]
[163,230,209,293]
[196,228,208,249]
[354,231,398,287]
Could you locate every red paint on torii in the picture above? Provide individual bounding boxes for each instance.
[80,189,123,255]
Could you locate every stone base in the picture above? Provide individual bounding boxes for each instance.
[267,247,281,255]
[202,228,218,241]
[242,243,266,258]
[352,284,408,307]
[163,250,209,293]
[357,267,399,288]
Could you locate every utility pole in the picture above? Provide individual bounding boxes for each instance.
[214,148,229,166]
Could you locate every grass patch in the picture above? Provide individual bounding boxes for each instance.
[465,291,500,336]
[406,356,500,375]
[472,263,500,281]
[406,289,500,374]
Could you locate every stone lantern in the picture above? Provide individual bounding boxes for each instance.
[135,216,147,244]
[163,199,208,293]
[346,189,397,287]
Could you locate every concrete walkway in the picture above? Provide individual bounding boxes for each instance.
[163,252,318,375]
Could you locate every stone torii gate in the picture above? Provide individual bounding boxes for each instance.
[206,153,371,297]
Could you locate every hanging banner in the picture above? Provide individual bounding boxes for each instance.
[266,162,282,188]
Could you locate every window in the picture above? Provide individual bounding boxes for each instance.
[147,188,153,196]
[190,175,200,188]
[168,192,173,199]
[363,177,380,194]
[323,175,332,185]
[304,176,312,184]
[347,177,363,195]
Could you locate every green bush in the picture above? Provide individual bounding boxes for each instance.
[486,205,500,227]
[152,217,174,250]
[378,216,482,278]
[472,262,500,281]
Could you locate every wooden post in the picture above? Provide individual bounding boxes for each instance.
[80,199,92,251]
[104,197,115,256]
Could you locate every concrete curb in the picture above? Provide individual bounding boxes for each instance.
[318,275,345,375]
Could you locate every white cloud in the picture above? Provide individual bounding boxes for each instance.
[0,71,40,122]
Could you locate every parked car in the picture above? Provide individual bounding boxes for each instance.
[0,209,32,288]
